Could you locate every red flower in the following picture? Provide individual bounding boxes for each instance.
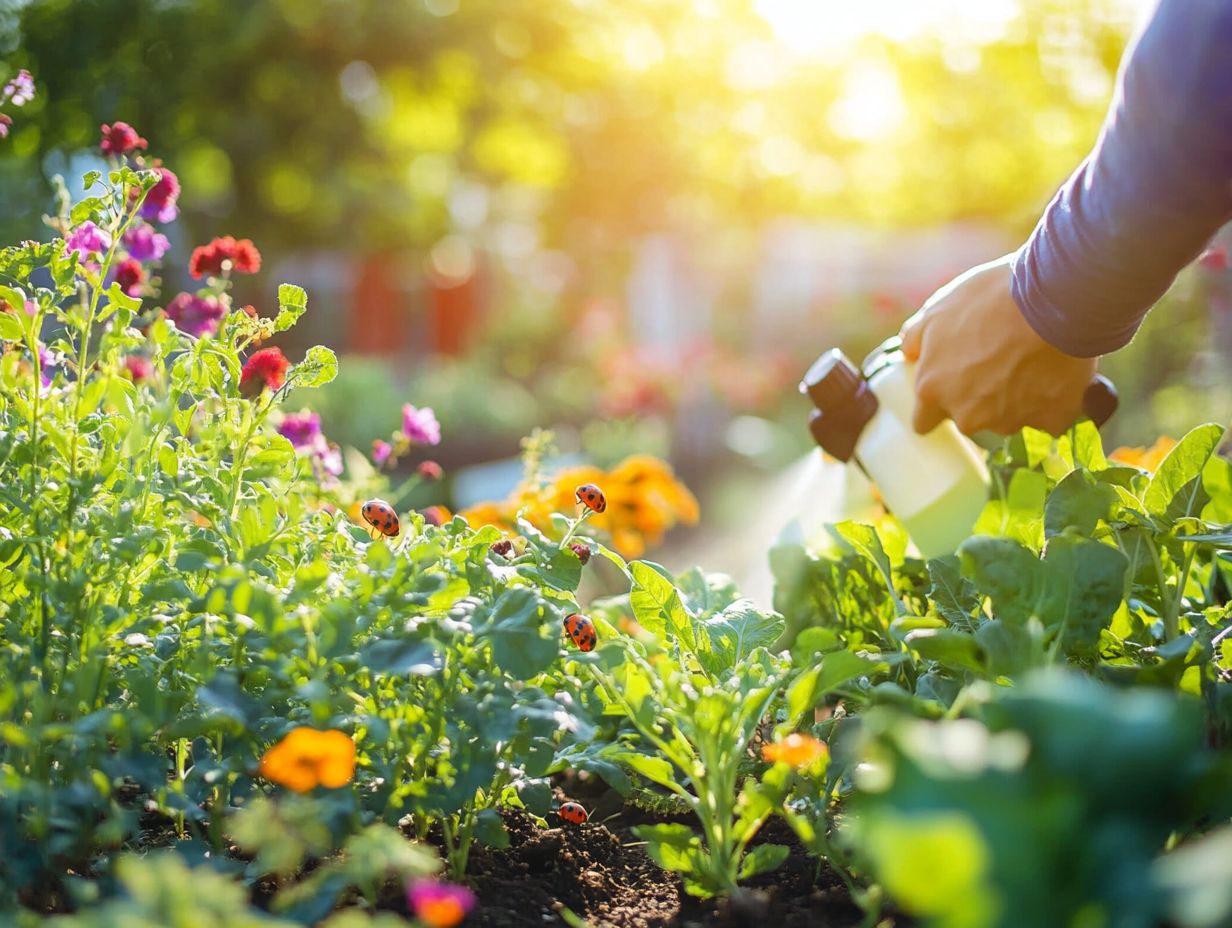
[123,355,154,382]
[417,460,443,481]
[114,257,145,297]
[189,236,262,278]
[139,167,180,223]
[100,121,148,156]
[568,542,592,565]
[240,347,289,397]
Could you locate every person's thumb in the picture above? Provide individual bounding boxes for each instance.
[912,394,946,435]
[899,310,927,362]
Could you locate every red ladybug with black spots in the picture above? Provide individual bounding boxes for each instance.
[575,483,607,514]
[361,498,400,537]
[563,613,598,652]
[558,801,588,824]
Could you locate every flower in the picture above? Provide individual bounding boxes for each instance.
[406,879,476,928]
[123,223,170,262]
[123,355,153,383]
[491,539,514,558]
[37,344,55,387]
[189,235,262,278]
[1199,245,1229,272]
[420,505,451,527]
[1109,436,1178,473]
[258,727,356,793]
[278,410,322,449]
[460,454,699,559]
[113,257,145,297]
[372,439,392,467]
[65,221,113,259]
[240,347,290,397]
[401,404,441,446]
[165,292,225,338]
[568,542,591,565]
[762,733,828,768]
[99,121,148,156]
[315,440,344,479]
[417,460,443,481]
[3,70,34,107]
[0,114,11,139]
[139,167,180,223]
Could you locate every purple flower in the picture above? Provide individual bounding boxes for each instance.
[315,439,344,480]
[406,878,476,928]
[139,168,180,224]
[401,404,441,446]
[165,292,225,338]
[3,70,34,107]
[0,114,11,139]
[65,221,112,259]
[372,439,392,467]
[278,411,322,449]
[124,223,170,262]
[37,344,55,388]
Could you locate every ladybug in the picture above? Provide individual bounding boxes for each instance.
[558,801,589,825]
[563,613,598,652]
[361,498,400,537]
[575,483,607,514]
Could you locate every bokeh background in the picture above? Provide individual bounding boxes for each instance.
[2,0,1230,575]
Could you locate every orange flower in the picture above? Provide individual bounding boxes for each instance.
[1109,436,1177,473]
[762,733,828,769]
[259,727,356,793]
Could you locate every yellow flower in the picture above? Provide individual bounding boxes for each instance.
[762,733,828,769]
[1109,436,1176,473]
[259,727,356,793]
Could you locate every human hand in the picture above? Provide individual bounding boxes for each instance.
[899,254,1097,437]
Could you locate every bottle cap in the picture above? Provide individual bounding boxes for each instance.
[799,349,879,462]
[1082,375,1118,427]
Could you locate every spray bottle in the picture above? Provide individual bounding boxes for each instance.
[797,337,1117,559]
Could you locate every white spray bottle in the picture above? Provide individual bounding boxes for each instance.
[797,337,1117,559]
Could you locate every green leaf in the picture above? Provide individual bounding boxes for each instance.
[975,620,1032,677]
[904,628,985,673]
[1037,535,1128,653]
[0,310,23,341]
[698,600,783,677]
[293,345,338,389]
[1144,424,1224,521]
[973,468,1047,549]
[481,587,560,680]
[958,536,1041,625]
[926,556,978,627]
[1057,420,1106,471]
[617,751,680,790]
[70,196,107,225]
[82,169,101,189]
[357,637,442,676]
[1045,469,1118,539]
[274,282,308,332]
[834,521,896,596]
[629,561,699,655]
[105,281,142,314]
[473,807,510,849]
[739,843,790,880]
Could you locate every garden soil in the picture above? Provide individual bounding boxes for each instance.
[464,809,895,928]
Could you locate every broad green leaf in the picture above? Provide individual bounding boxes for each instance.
[1045,469,1118,539]
[698,600,783,677]
[904,628,984,673]
[616,751,679,790]
[834,521,896,595]
[958,536,1041,625]
[975,620,1033,677]
[293,345,338,389]
[0,311,23,341]
[739,843,790,879]
[629,561,698,655]
[274,282,308,331]
[1037,535,1128,653]
[357,637,442,676]
[926,556,979,627]
[1057,420,1106,471]
[1144,424,1224,521]
[481,588,560,679]
[973,468,1047,549]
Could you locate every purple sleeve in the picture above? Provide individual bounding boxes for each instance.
[1010,0,1232,358]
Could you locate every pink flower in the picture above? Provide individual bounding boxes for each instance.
[100,121,148,156]
[401,404,441,446]
[314,439,344,480]
[113,257,145,297]
[65,221,112,259]
[372,439,392,467]
[3,70,34,107]
[37,344,55,387]
[406,879,476,928]
[165,292,225,338]
[278,411,322,449]
[123,224,170,262]
[417,460,443,481]
[1199,245,1229,273]
[123,355,153,382]
[139,167,180,224]
[240,347,290,396]
[0,114,11,139]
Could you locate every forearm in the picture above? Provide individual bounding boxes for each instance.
[1011,0,1232,358]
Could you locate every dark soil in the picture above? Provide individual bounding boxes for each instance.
[466,808,894,928]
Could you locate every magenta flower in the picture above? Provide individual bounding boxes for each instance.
[123,223,170,262]
[0,114,11,139]
[140,167,180,224]
[124,355,154,383]
[65,221,113,259]
[165,292,225,338]
[315,440,344,480]
[3,70,34,107]
[100,121,148,156]
[406,878,476,928]
[37,344,55,388]
[401,404,441,446]
[278,411,322,450]
[372,439,392,467]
